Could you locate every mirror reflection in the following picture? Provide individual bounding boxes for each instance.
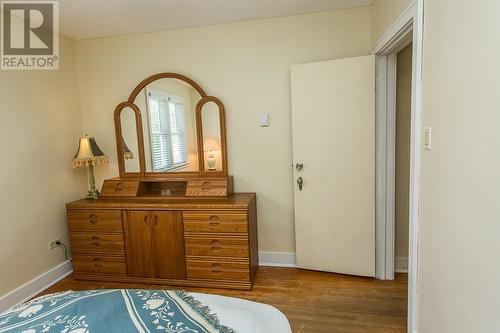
[134,79,201,172]
[120,106,140,173]
[201,102,222,172]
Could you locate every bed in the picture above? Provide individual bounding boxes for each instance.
[0,289,291,333]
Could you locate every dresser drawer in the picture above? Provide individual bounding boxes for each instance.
[70,233,125,254]
[67,210,123,233]
[186,179,228,197]
[72,254,126,275]
[185,236,249,258]
[183,211,248,234]
[101,180,139,197]
[186,259,249,281]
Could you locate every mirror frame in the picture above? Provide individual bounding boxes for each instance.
[196,96,228,177]
[114,72,228,178]
[114,102,145,178]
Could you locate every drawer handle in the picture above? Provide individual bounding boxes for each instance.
[89,214,98,224]
[210,240,221,249]
[91,242,101,246]
[91,236,100,240]
[115,182,124,192]
[209,215,220,227]
[211,263,222,273]
[93,258,102,267]
[201,182,212,192]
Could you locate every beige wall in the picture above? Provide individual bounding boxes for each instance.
[418,1,500,332]
[0,36,85,295]
[74,7,372,253]
[395,44,412,264]
[370,0,414,46]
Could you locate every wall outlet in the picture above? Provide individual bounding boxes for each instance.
[49,238,61,250]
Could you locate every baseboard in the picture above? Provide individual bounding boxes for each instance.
[395,256,408,273]
[0,260,73,313]
[259,251,296,268]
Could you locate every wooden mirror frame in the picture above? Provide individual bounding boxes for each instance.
[114,72,228,178]
[196,96,228,177]
[114,102,145,178]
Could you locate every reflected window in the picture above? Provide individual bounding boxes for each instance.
[146,90,187,171]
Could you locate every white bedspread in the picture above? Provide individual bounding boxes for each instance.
[191,293,292,333]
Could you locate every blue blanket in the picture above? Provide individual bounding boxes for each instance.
[0,289,235,333]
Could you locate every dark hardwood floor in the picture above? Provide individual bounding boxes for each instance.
[41,267,407,333]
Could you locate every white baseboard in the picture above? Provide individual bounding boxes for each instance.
[0,260,73,313]
[395,256,408,273]
[259,251,296,267]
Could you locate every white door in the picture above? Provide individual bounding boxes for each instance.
[291,55,375,277]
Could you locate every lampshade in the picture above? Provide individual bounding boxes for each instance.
[72,134,109,168]
[203,138,220,152]
[122,138,134,160]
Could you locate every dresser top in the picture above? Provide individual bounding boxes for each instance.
[66,193,256,210]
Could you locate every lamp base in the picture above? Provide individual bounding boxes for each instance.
[86,164,100,200]
[207,154,216,171]
[86,189,100,200]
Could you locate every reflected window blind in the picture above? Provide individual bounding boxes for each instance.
[147,91,187,171]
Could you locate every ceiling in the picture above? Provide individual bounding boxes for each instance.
[57,0,373,40]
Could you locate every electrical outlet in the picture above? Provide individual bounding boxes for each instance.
[49,238,61,250]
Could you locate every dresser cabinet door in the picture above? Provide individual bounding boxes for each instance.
[124,210,187,280]
[153,211,186,279]
[123,211,156,278]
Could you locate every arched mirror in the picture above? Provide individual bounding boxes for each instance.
[120,106,141,173]
[196,97,227,176]
[114,73,228,178]
[133,77,203,174]
[114,102,144,177]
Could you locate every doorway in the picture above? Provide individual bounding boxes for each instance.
[373,2,423,332]
[395,43,413,274]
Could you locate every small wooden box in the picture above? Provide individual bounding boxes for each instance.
[186,177,233,197]
[101,180,139,197]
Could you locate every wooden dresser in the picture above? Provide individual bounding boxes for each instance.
[67,72,258,290]
[66,192,257,290]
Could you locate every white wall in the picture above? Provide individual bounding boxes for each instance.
[0,36,85,296]
[370,0,414,46]
[418,1,500,332]
[74,7,372,253]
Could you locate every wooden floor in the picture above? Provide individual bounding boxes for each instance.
[42,267,407,333]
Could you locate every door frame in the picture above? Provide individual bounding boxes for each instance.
[373,1,423,332]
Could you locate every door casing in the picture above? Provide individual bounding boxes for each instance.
[372,1,424,332]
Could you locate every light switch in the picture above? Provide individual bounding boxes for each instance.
[259,114,269,127]
[424,127,432,150]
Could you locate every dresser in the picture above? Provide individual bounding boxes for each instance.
[66,72,258,290]
[66,193,257,290]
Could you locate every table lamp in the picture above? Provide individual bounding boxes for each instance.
[72,134,109,199]
[122,138,134,160]
[204,138,220,171]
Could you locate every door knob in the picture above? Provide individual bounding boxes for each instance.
[297,177,304,191]
[295,163,304,171]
